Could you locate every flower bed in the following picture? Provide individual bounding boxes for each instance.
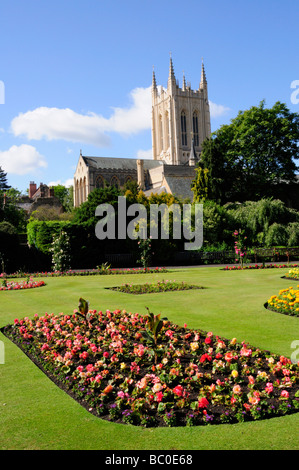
[266,285,299,317]
[2,302,298,427]
[282,268,299,281]
[1,267,168,279]
[108,280,204,295]
[223,263,299,271]
[0,279,46,291]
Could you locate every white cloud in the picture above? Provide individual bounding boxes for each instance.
[136,148,153,159]
[108,87,152,134]
[0,144,47,175]
[9,86,229,148]
[209,101,230,118]
[47,178,74,188]
[10,86,152,147]
[11,107,111,147]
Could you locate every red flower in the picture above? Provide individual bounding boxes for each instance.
[200,353,212,363]
[173,385,184,397]
[198,397,209,409]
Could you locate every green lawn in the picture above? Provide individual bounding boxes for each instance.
[0,266,298,450]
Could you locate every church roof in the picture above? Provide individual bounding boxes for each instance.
[82,156,163,171]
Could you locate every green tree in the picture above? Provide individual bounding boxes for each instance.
[0,166,10,191]
[52,184,74,212]
[191,167,209,202]
[197,101,299,204]
[0,187,27,232]
[73,185,121,226]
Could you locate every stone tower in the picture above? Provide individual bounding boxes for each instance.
[151,56,211,165]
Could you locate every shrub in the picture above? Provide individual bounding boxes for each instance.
[50,231,71,271]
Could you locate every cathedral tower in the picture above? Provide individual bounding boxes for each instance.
[151,56,211,165]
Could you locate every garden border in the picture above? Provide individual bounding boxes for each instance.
[2,308,298,428]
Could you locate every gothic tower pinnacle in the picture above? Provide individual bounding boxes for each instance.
[167,53,176,93]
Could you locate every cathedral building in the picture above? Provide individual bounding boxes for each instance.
[74,57,211,207]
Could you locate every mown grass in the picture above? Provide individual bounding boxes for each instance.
[0,266,298,450]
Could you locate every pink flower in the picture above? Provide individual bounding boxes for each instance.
[281,390,289,399]
[165,329,174,339]
[240,347,252,357]
[79,351,89,360]
[233,385,242,395]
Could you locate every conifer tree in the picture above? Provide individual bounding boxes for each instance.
[0,166,10,191]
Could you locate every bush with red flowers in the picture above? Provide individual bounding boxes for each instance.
[1,300,298,427]
[0,278,45,291]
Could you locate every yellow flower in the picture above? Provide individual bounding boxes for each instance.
[231,370,238,378]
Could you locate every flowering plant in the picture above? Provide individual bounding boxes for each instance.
[3,267,169,279]
[223,264,299,271]
[284,268,299,280]
[266,285,299,317]
[50,231,71,272]
[109,280,203,295]
[233,229,247,268]
[137,237,152,268]
[0,278,45,291]
[2,302,298,427]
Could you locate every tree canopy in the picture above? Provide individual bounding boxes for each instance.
[192,101,299,206]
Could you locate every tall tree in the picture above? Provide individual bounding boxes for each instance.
[195,101,299,204]
[0,166,10,191]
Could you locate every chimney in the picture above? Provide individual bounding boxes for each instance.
[29,181,37,198]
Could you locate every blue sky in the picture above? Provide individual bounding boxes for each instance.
[0,0,298,193]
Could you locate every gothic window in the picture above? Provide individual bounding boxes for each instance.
[110,175,120,188]
[165,111,170,149]
[159,114,164,152]
[96,175,105,189]
[193,112,199,147]
[181,111,187,146]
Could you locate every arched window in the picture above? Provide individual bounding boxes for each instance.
[110,175,120,188]
[96,175,105,189]
[165,111,170,149]
[193,112,199,147]
[159,114,164,152]
[181,111,187,146]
